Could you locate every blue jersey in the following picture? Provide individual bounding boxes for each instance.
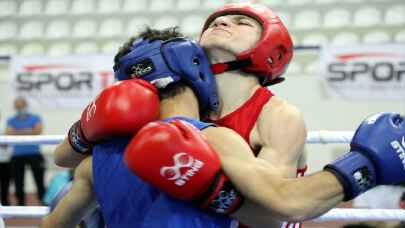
[7,113,41,156]
[92,138,236,228]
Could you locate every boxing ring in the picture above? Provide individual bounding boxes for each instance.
[1,131,404,226]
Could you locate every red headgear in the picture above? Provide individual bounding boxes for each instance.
[201,3,293,85]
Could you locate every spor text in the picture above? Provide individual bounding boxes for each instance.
[327,62,405,82]
[16,71,93,91]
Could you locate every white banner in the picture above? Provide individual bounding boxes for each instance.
[320,44,405,100]
[9,55,115,109]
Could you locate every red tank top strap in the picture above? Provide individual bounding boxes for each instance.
[241,87,272,144]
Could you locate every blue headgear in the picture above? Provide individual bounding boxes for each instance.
[113,38,219,113]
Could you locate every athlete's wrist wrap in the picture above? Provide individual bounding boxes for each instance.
[67,121,92,155]
[196,172,244,215]
[325,152,376,201]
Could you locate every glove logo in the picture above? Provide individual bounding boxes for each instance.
[353,167,373,193]
[86,101,97,122]
[160,152,204,186]
[390,136,405,170]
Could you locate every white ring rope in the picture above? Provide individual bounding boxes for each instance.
[2,132,404,222]
[0,131,355,145]
[312,208,405,222]
[0,206,403,221]
[306,131,354,144]
[0,135,64,145]
[0,206,49,219]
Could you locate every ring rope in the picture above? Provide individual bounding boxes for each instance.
[306,131,354,144]
[0,206,49,219]
[0,135,64,145]
[0,207,404,221]
[312,208,405,222]
[0,131,355,145]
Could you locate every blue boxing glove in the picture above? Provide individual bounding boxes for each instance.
[325,112,405,201]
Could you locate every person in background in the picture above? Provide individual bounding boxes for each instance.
[0,112,12,206]
[6,97,46,205]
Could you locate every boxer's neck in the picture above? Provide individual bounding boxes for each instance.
[160,87,200,119]
[210,71,261,119]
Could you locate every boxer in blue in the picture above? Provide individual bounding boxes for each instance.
[42,27,236,228]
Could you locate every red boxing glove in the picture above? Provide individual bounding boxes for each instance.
[68,79,159,154]
[124,119,243,214]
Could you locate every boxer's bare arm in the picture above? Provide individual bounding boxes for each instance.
[203,127,344,223]
[54,137,87,168]
[256,97,306,178]
[41,157,97,228]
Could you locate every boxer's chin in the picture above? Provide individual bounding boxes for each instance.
[200,34,227,48]
[200,38,239,62]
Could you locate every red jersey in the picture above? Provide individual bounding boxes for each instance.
[210,86,307,171]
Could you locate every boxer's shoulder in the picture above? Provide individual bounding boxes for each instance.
[261,96,299,119]
[258,97,305,140]
[254,96,306,171]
